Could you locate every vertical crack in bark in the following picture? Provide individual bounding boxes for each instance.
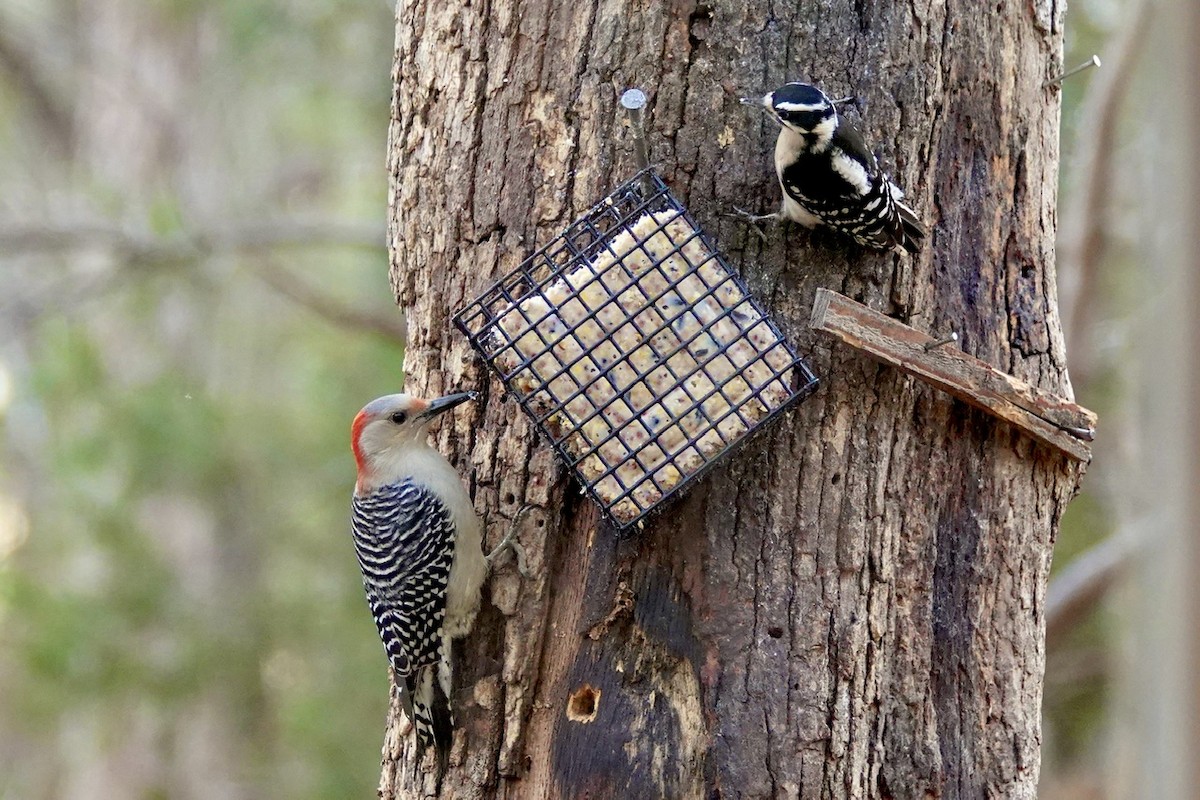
[763,706,780,796]
[464,0,493,244]
[560,0,600,218]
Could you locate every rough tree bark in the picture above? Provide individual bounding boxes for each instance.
[383,1,1078,798]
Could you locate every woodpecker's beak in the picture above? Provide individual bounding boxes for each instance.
[417,391,477,421]
[741,94,783,127]
[739,94,773,110]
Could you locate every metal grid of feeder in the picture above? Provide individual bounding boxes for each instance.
[453,168,819,531]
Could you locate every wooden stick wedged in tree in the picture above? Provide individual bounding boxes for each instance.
[810,288,1096,463]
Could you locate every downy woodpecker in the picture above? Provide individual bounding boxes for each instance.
[350,391,520,780]
[739,82,925,253]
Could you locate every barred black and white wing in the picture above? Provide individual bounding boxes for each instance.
[351,478,456,774]
[780,121,925,253]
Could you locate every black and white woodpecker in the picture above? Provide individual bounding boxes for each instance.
[350,391,523,782]
[739,82,925,253]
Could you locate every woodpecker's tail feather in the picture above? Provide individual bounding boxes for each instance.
[896,201,926,254]
[399,666,453,786]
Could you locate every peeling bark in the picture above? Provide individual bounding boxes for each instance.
[383,1,1079,797]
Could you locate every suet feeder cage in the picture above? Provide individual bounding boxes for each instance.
[454,168,819,531]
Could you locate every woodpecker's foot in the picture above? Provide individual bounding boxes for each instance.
[727,207,775,243]
[487,503,534,578]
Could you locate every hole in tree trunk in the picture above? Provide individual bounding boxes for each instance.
[566,684,600,723]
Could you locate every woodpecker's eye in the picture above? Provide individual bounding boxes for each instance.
[390,411,408,425]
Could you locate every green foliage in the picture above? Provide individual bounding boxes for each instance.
[3,295,402,795]
[0,0,404,796]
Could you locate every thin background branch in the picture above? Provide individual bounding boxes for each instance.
[248,259,406,344]
[0,220,383,259]
[0,17,74,156]
[0,219,403,344]
[1046,532,1139,644]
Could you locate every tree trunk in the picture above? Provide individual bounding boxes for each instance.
[384,1,1078,798]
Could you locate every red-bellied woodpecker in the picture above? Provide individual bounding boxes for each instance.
[350,391,524,781]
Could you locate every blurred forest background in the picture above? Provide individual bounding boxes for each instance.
[0,0,1186,798]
